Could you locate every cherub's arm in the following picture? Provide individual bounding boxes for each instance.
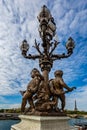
[60,78,72,91]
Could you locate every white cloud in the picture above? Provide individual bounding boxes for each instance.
[83,78,87,83]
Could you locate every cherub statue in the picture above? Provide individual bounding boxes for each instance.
[49,70,75,112]
[20,68,44,113]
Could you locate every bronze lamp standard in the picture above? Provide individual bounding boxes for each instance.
[20,5,75,114]
[20,5,75,80]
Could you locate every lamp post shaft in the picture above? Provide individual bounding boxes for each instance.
[42,69,49,82]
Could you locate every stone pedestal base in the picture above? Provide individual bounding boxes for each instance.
[11,115,70,130]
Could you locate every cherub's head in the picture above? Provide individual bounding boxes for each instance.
[54,70,63,77]
[31,68,40,78]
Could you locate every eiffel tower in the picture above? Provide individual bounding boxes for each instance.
[74,100,78,111]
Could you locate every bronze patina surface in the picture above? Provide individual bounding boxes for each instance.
[20,5,75,116]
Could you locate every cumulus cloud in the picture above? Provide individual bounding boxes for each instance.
[0,0,87,110]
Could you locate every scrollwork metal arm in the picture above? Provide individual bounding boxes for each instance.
[22,53,41,60]
[51,52,72,61]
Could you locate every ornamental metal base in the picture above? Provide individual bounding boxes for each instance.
[11,115,70,130]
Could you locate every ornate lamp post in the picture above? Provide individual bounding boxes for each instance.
[20,5,75,114]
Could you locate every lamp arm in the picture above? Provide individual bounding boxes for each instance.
[22,53,41,60]
[51,52,72,61]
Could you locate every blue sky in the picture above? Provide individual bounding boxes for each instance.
[0,0,87,111]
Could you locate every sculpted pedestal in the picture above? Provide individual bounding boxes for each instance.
[11,115,70,130]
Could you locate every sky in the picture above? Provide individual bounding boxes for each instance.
[0,0,87,111]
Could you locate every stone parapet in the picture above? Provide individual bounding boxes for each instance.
[11,115,70,130]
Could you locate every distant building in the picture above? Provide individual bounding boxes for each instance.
[74,100,78,111]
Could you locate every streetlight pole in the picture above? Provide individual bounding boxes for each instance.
[20,5,75,114]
